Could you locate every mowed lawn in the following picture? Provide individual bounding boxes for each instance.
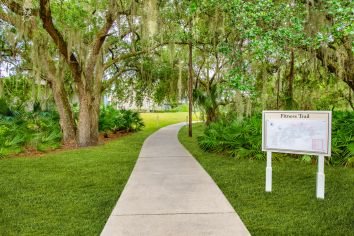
[0,112,195,236]
[179,123,354,236]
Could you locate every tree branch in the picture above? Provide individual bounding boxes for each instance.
[0,10,17,26]
[101,68,136,92]
[2,0,39,16]
[103,42,167,70]
[86,8,115,80]
[39,0,82,84]
[209,60,228,86]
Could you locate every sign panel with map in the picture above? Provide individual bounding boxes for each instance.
[262,111,331,156]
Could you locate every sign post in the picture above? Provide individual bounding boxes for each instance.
[317,155,325,199]
[262,111,331,199]
[266,151,272,192]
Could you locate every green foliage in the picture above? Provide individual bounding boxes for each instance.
[99,106,145,135]
[169,104,189,112]
[198,114,264,160]
[0,76,48,112]
[225,0,308,60]
[0,106,145,156]
[193,85,218,113]
[301,155,312,164]
[330,111,354,167]
[324,0,354,41]
[0,111,62,155]
[0,98,12,116]
[198,111,354,166]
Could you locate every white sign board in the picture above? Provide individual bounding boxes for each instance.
[262,111,332,156]
[262,111,332,199]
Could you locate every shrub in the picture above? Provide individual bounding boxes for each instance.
[198,115,265,160]
[330,111,354,167]
[198,111,354,167]
[0,98,12,116]
[0,105,144,156]
[99,106,144,136]
[0,111,62,155]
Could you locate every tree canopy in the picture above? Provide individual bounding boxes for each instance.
[0,0,353,146]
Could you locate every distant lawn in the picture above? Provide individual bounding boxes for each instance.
[179,123,354,236]
[0,112,192,236]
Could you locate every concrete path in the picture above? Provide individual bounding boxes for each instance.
[101,123,250,236]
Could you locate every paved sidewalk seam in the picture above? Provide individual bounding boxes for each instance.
[113,211,236,216]
[139,155,192,158]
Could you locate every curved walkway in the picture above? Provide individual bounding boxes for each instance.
[101,123,250,236]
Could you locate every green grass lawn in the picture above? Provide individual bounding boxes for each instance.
[179,123,354,236]
[0,112,193,236]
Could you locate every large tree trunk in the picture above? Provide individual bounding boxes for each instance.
[77,86,101,147]
[77,93,99,146]
[77,94,91,147]
[90,90,101,144]
[51,81,76,144]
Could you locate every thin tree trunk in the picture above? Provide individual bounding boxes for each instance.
[276,68,280,109]
[285,50,295,109]
[0,78,3,97]
[188,18,193,137]
[347,88,354,110]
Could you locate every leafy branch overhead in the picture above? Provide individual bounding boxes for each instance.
[0,0,352,149]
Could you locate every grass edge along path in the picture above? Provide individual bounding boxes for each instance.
[179,123,354,236]
[0,112,196,236]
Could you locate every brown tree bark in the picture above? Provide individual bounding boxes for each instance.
[276,68,281,109]
[188,17,193,137]
[342,36,354,91]
[285,49,295,110]
[50,81,76,144]
[77,89,101,146]
[205,107,217,125]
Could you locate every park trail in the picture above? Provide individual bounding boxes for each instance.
[101,123,250,236]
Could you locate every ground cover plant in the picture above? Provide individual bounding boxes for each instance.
[179,124,354,235]
[0,111,62,156]
[0,104,145,157]
[197,111,354,167]
[0,112,193,235]
[99,106,145,136]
